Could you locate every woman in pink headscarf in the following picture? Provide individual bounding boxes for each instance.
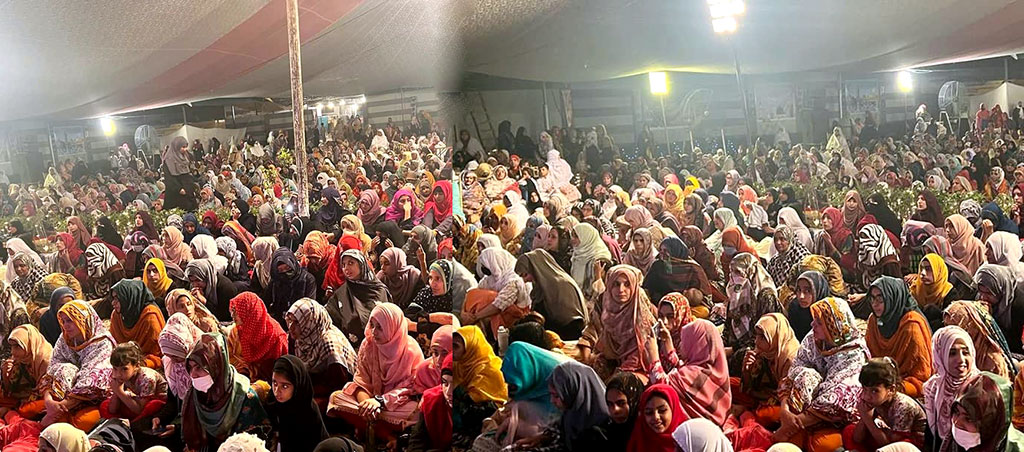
[412,325,454,394]
[327,303,425,438]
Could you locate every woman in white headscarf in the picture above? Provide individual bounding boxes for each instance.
[776,207,813,250]
[570,223,612,298]
[705,208,738,258]
[371,129,390,150]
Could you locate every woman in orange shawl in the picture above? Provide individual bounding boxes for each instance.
[735,313,800,426]
[719,225,758,280]
[865,276,932,397]
[1,324,52,417]
[221,220,255,265]
[109,279,165,369]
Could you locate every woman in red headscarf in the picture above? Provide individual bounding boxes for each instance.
[228,292,288,381]
[626,384,687,452]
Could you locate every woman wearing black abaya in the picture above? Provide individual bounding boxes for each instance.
[162,136,196,211]
[94,217,124,248]
[267,355,330,452]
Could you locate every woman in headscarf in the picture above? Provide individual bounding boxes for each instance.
[644,237,722,314]
[820,206,855,271]
[82,243,124,305]
[227,292,288,382]
[908,253,958,331]
[946,214,985,274]
[777,207,813,250]
[595,264,656,378]
[974,264,1024,354]
[109,279,165,369]
[910,190,944,229]
[865,193,903,239]
[221,220,255,265]
[724,253,782,371]
[418,180,453,235]
[265,247,316,326]
[476,341,566,448]
[164,288,219,335]
[297,231,334,301]
[340,215,372,256]
[142,257,186,303]
[498,211,525,255]
[544,225,574,274]
[189,235,228,275]
[8,252,46,304]
[923,325,978,451]
[944,300,1014,380]
[184,257,235,324]
[256,203,278,238]
[644,307,732,427]
[215,236,250,286]
[923,235,975,296]
[314,186,347,231]
[463,247,530,335]
[327,303,425,438]
[865,276,932,397]
[520,360,610,451]
[856,224,901,292]
[376,248,421,309]
[248,237,278,297]
[663,184,687,224]
[514,249,587,340]
[0,324,52,419]
[132,211,159,241]
[157,313,204,439]
[49,232,84,276]
[591,371,645,450]
[705,207,738,258]
[266,355,329,452]
[5,237,42,283]
[945,372,1024,451]
[985,166,1011,199]
[623,205,671,248]
[403,225,438,273]
[841,191,867,232]
[986,231,1024,282]
[356,190,384,231]
[230,199,258,235]
[767,225,811,287]
[160,226,192,268]
[777,298,868,452]
[732,313,801,428]
[680,225,719,280]
[461,170,488,224]
[625,384,687,452]
[44,301,114,431]
[410,260,455,315]
[622,228,658,274]
[181,333,271,451]
[325,249,392,342]
[452,325,507,445]
[719,225,758,280]
[384,188,421,229]
[66,216,93,252]
[5,220,35,255]
[570,223,612,299]
[122,231,152,279]
[285,298,357,401]
[93,217,121,249]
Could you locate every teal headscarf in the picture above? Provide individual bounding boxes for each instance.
[501,342,567,415]
[870,275,925,339]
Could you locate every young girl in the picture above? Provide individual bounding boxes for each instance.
[267,355,329,452]
[99,342,168,425]
[842,357,927,451]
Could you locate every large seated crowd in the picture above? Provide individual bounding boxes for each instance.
[0,111,457,452]
[448,104,1024,452]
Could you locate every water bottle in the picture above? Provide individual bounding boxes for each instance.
[497,326,509,355]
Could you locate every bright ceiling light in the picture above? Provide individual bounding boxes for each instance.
[316,102,324,109]
[708,0,744,19]
[649,72,668,95]
[897,71,913,93]
[100,117,116,136]
[327,101,335,108]
[712,16,737,33]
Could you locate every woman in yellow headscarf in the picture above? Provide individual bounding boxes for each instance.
[663,184,687,223]
[909,254,953,307]
[142,258,174,300]
[682,176,701,198]
[340,215,372,254]
[454,325,507,404]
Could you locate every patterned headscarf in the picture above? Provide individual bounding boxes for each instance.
[809,297,858,356]
[286,298,358,375]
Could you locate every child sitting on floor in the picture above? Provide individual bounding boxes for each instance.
[100,342,168,427]
[842,357,927,451]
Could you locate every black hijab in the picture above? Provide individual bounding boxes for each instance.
[267,355,329,451]
[866,193,903,239]
[603,372,645,451]
[268,247,316,322]
[95,217,124,248]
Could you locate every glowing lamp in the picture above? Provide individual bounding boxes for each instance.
[100,117,116,136]
[896,71,913,93]
[649,72,668,95]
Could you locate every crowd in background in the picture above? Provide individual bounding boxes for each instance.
[449,102,1024,452]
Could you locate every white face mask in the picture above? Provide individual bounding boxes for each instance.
[952,425,981,449]
[192,375,215,393]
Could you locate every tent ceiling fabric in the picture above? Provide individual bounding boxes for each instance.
[3,0,1024,122]
[0,0,458,122]
[462,0,1024,80]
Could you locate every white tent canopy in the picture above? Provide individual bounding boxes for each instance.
[3,0,1024,122]
[968,82,1024,114]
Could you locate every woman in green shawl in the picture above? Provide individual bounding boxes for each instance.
[182,332,271,451]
